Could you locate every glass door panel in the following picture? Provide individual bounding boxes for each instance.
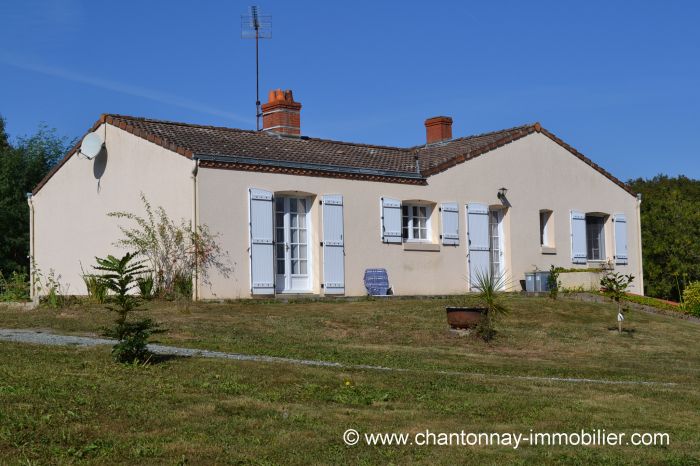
[489,210,502,278]
[275,197,311,292]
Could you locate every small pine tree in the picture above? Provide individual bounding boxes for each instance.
[94,253,163,363]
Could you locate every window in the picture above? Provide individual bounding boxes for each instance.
[489,210,502,275]
[539,210,552,247]
[402,204,430,241]
[585,215,605,260]
[275,197,309,276]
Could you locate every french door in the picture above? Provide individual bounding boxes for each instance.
[275,197,311,292]
[489,209,504,279]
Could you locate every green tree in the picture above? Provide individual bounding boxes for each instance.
[0,117,10,151]
[600,271,634,332]
[628,175,700,300]
[94,252,164,363]
[0,116,69,275]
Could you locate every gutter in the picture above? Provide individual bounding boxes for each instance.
[191,159,200,300]
[192,153,424,180]
[636,193,644,295]
[26,193,36,302]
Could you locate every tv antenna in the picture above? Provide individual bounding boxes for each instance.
[241,5,271,131]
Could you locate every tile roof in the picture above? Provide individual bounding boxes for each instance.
[32,114,635,196]
[110,115,419,175]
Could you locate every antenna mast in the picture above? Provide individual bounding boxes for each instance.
[241,6,271,131]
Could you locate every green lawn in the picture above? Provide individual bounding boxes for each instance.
[1,295,699,464]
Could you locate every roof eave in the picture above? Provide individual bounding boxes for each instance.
[32,115,636,198]
[194,153,423,180]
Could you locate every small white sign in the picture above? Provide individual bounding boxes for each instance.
[617,312,625,322]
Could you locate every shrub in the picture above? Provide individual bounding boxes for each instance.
[32,266,68,308]
[682,282,700,317]
[547,265,563,300]
[600,272,635,304]
[0,271,30,302]
[108,319,161,363]
[600,272,635,332]
[172,273,193,300]
[619,293,679,312]
[109,194,232,299]
[94,252,164,363]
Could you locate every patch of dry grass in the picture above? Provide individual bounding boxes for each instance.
[2,295,698,383]
[1,295,699,463]
[0,341,698,464]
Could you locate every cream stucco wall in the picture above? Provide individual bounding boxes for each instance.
[31,124,194,296]
[33,126,642,299]
[197,132,642,299]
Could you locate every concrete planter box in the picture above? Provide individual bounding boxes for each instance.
[0,301,36,311]
[559,271,603,291]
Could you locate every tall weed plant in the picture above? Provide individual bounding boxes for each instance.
[109,194,232,299]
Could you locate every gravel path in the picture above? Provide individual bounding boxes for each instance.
[0,328,678,387]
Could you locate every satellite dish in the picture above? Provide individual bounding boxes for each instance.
[80,132,104,160]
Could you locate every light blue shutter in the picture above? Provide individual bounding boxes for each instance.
[467,203,490,290]
[570,210,587,264]
[249,188,274,295]
[322,194,345,294]
[440,202,459,246]
[614,214,628,264]
[381,197,402,243]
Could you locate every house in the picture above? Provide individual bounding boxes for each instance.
[28,89,643,299]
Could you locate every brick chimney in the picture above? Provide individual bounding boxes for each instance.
[261,89,302,135]
[424,116,453,144]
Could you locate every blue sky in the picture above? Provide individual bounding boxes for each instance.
[1,0,698,180]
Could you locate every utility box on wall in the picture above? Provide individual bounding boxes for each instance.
[525,272,551,292]
[525,273,536,292]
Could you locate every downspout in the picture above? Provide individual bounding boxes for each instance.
[26,193,36,302]
[191,158,200,300]
[636,193,644,295]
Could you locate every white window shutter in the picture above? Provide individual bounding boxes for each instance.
[440,202,459,245]
[381,197,402,243]
[322,194,345,294]
[467,203,490,290]
[570,210,587,264]
[614,214,628,264]
[249,188,275,295]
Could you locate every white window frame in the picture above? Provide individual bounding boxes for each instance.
[539,209,553,247]
[401,203,432,242]
[585,214,606,261]
[274,195,313,293]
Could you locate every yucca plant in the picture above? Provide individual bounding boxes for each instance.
[137,273,155,300]
[81,270,108,304]
[94,252,163,363]
[472,268,510,341]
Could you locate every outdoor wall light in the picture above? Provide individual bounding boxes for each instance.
[497,187,508,199]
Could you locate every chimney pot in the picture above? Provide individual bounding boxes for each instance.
[425,116,453,144]
[262,88,302,135]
